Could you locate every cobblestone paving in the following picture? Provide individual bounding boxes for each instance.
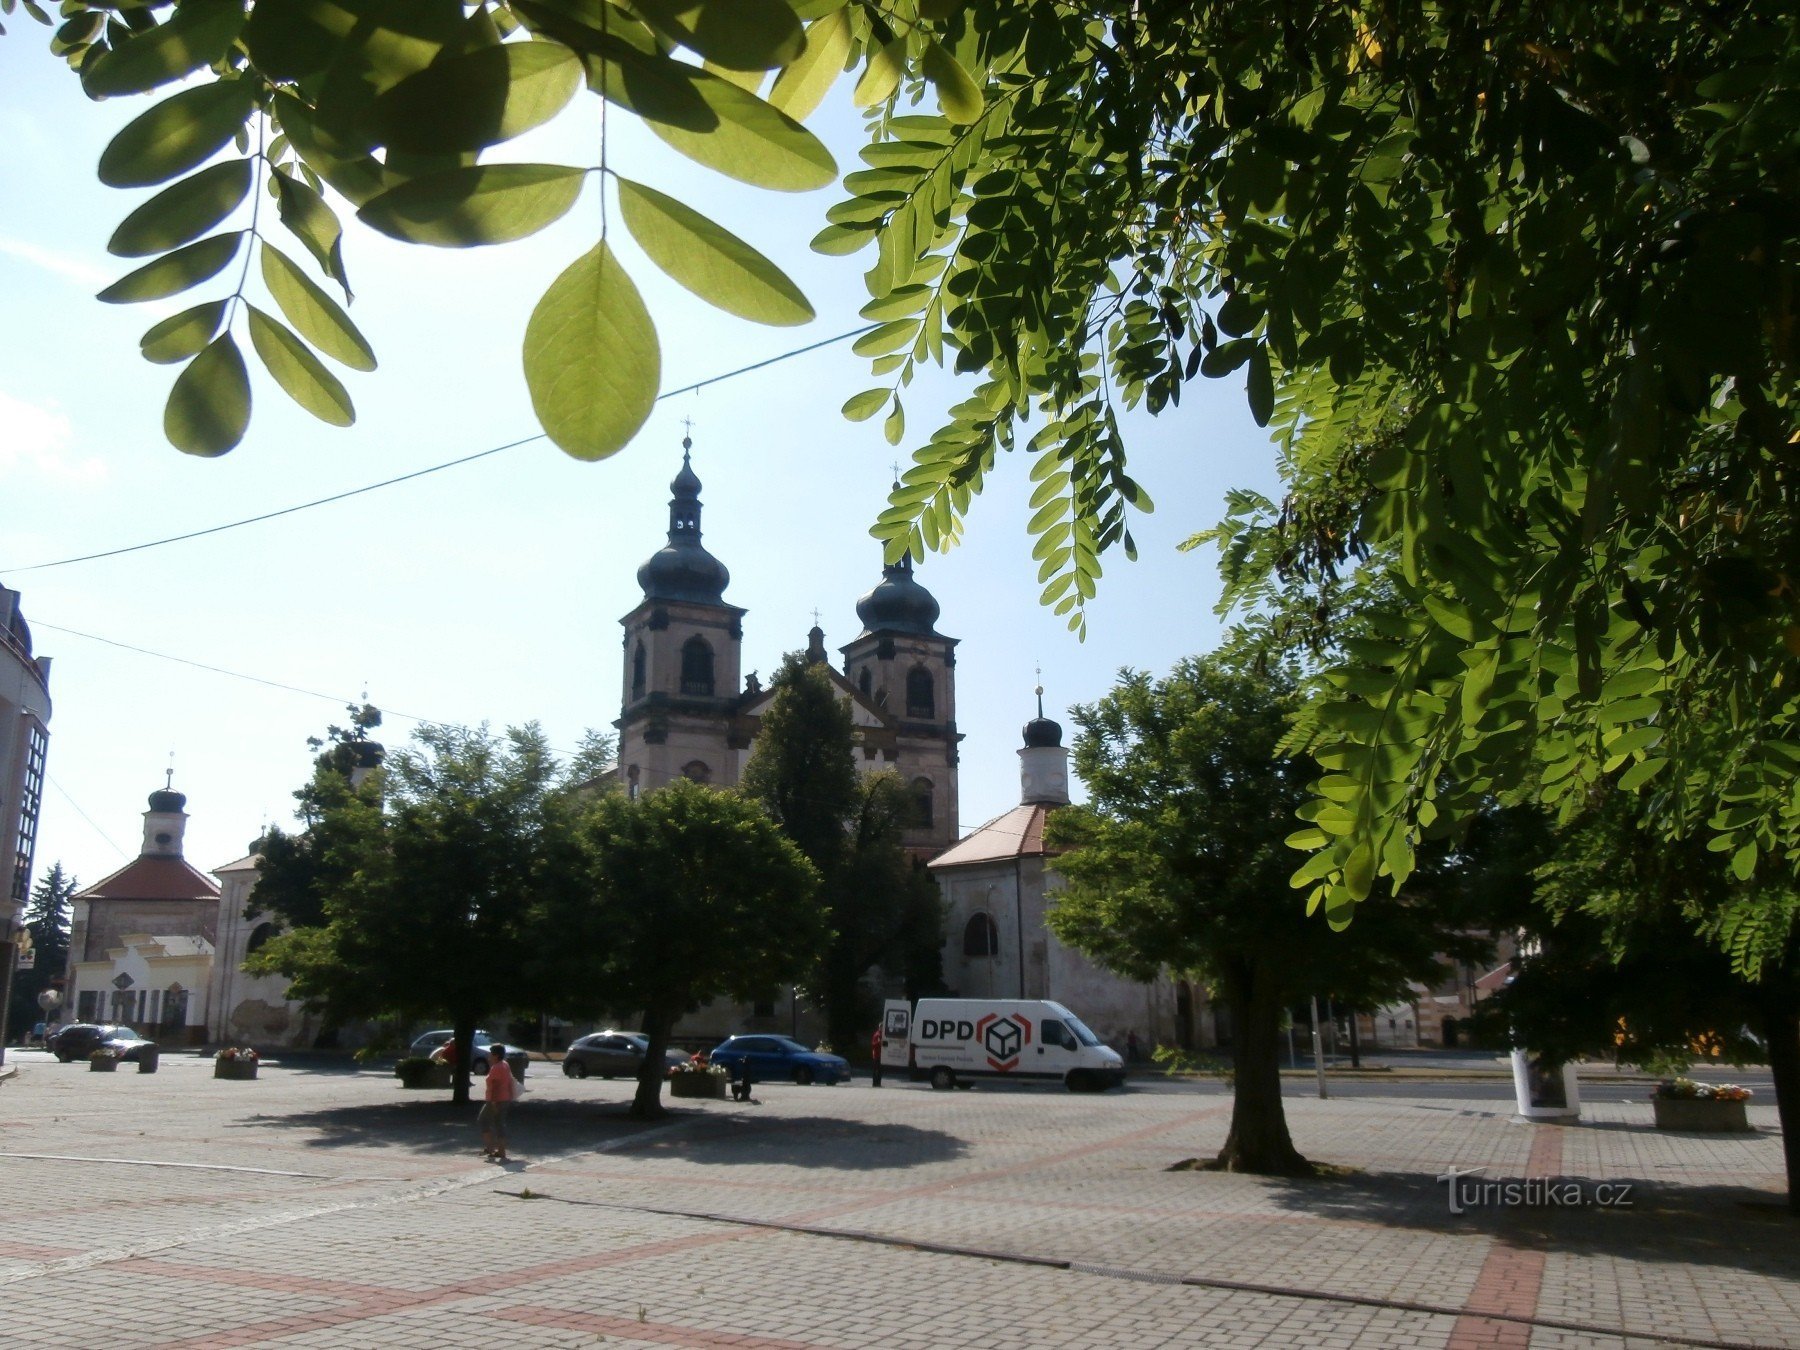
[0,1053,1792,1349]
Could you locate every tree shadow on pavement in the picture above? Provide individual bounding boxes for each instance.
[620,1112,967,1171]
[1258,1166,1799,1280]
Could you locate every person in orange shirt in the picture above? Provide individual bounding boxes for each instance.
[870,1025,884,1088]
[480,1045,518,1162]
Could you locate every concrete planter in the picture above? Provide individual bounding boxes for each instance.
[89,1057,118,1073]
[1653,1097,1751,1132]
[396,1059,452,1090]
[214,1060,259,1080]
[669,1074,728,1100]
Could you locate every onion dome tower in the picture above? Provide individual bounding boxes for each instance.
[616,437,745,795]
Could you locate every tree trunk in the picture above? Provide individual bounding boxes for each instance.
[452,1013,476,1107]
[1755,1000,1800,1215]
[631,1009,674,1119]
[1215,964,1311,1175]
[1348,1013,1362,1070]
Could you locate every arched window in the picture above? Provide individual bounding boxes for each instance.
[631,641,647,700]
[906,666,935,718]
[858,667,872,697]
[682,760,712,784]
[626,764,641,800]
[245,922,278,956]
[680,636,714,696]
[910,777,934,829]
[962,912,999,957]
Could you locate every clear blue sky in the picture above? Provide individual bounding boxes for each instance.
[1,37,1281,891]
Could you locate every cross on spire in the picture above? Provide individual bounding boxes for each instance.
[681,415,695,451]
[165,752,174,790]
[1035,663,1045,718]
[811,607,822,627]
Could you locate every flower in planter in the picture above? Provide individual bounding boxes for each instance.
[89,1048,120,1062]
[1654,1077,1703,1099]
[1710,1083,1753,1102]
[669,1059,729,1077]
[216,1047,260,1063]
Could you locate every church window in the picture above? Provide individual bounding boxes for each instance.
[962,912,999,958]
[906,667,935,718]
[246,922,278,956]
[680,636,715,696]
[164,986,188,1026]
[631,641,647,700]
[858,667,872,698]
[910,777,934,829]
[682,760,712,784]
[627,765,640,800]
[78,991,98,1021]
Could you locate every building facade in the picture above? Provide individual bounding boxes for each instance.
[0,583,52,1054]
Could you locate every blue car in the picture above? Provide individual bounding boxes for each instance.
[707,1035,852,1085]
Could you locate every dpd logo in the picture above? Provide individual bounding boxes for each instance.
[976,1013,1032,1071]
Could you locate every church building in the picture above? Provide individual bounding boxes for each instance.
[615,443,961,860]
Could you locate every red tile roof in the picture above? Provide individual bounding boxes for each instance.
[929,803,1060,869]
[76,855,221,902]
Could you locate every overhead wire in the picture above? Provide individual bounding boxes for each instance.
[2,323,880,575]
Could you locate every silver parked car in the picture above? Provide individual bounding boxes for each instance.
[562,1031,688,1079]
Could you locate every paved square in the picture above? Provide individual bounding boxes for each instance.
[0,1054,1793,1348]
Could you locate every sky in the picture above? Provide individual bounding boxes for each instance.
[1,33,1282,895]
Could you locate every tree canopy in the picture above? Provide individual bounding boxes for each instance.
[21,2,1800,932]
[541,776,825,1116]
[8,862,76,1039]
[1045,648,1486,1174]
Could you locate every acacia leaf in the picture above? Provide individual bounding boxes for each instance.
[164,334,250,456]
[140,300,229,364]
[920,39,981,124]
[247,304,355,426]
[523,240,659,461]
[634,0,803,70]
[259,243,378,371]
[107,159,253,257]
[617,178,812,325]
[853,37,905,107]
[81,0,245,98]
[767,8,850,120]
[358,163,586,247]
[363,38,582,154]
[98,78,258,188]
[98,231,243,303]
[271,167,348,289]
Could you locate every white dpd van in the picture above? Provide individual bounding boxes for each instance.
[891,998,1126,1092]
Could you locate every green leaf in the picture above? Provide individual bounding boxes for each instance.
[631,60,837,191]
[98,78,258,188]
[164,334,250,456]
[920,39,981,124]
[854,319,920,357]
[811,221,876,255]
[81,0,245,98]
[358,164,586,247]
[140,300,228,364]
[1246,342,1273,426]
[259,243,378,371]
[98,232,242,304]
[523,239,659,461]
[616,178,812,325]
[247,304,354,426]
[271,90,395,208]
[271,167,348,290]
[634,0,804,71]
[853,37,905,107]
[767,8,851,122]
[107,159,252,257]
[364,39,582,154]
[842,387,887,421]
[883,398,904,445]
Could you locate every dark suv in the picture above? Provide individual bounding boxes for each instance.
[48,1024,157,1062]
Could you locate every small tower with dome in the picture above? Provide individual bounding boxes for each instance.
[838,545,961,856]
[616,439,746,794]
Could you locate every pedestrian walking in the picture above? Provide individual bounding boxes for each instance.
[1126,1030,1141,1064]
[870,1024,884,1088]
[479,1045,518,1162]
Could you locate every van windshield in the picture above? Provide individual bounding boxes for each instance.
[1064,1014,1102,1047]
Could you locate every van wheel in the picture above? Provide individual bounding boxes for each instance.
[1066,1071,1096,1093]
[471,1058,489,1076]
[794,1067,815,1085]
[930,1066,955,1091]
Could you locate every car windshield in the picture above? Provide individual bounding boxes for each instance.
[772,1037,813,1054]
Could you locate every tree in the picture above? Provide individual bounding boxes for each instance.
[251,721,589,1104]
[1045,649,1488,1175]
[23,5,1799,927]
[542,777,825,1117]
[8,862,76,1038]
[1481,794,1800,1213]
[740,653,942,1046]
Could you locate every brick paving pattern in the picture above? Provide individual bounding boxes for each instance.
[0,1053,1793,1348]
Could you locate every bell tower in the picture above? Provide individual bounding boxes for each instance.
[616,439,744,793]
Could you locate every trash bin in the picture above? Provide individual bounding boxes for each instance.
[137,1046,160,1074]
